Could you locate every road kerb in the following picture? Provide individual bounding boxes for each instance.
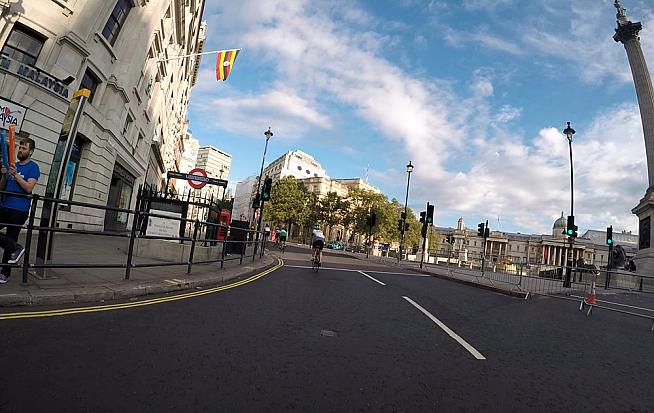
[0,255,277,308]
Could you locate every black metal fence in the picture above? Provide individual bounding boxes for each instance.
[0,190,267,284]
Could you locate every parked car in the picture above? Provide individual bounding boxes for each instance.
[326,241,345,250]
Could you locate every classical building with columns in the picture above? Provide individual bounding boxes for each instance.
[435,215,638,269]
[0,0,206,232]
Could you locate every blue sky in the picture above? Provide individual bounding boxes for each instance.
[187,0,654,236]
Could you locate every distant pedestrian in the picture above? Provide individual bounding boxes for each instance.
[0,137,40,284]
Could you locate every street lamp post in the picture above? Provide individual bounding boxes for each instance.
[219,166,226,202]
[399,161,413,262]
[563,121,575,288]
[253,127,273,255]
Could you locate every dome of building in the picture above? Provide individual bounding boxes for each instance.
[552,212,567,237]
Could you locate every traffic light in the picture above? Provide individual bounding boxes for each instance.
[477,223,485,237]
[419,211,426,223]
[404,222,409,231]
[252,193,260,209]
[426,203,434,224]
[566,215,578,238]
[421,222,428,238]
[261,177,273,201]
[398,219,404,232]
[370,213,377,227]
[607,225,613,245]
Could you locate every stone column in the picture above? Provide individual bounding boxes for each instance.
[615,5,654,274]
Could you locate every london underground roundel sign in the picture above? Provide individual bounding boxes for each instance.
[188,168,208,189]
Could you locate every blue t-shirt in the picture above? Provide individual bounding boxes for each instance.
[2,160,40,212]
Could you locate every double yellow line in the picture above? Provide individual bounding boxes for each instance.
[0,259,283,320]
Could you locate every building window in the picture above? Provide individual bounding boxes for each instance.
[123,114,133,136]
[2,24,46,66]
[80,69,101,103]
[306,169,310,175]
[101,0,134,46]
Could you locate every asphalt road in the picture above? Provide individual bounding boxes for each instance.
[1,245,653,412]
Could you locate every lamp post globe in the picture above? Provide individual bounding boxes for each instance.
[264,127,273,141]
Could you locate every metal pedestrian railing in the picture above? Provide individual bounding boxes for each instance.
[378,250,654,330]
[0,191,268,284]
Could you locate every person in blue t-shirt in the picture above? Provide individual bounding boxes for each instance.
[0,137,40,284]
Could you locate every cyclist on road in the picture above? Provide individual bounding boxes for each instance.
[274,226,281,246]
[279,227,288,249]
[311,227,325,264]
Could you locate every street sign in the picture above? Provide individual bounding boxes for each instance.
[166,170,228,189]
[187,168,207,189]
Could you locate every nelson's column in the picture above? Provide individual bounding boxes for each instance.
[614,1,654,273]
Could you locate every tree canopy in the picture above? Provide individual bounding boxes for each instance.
[261,177,438,250]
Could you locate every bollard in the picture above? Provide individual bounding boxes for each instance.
[220,239,226,269]
[125,208,140,280]
[187,219,200,274]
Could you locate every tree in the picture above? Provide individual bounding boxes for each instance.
[318,191,348,240]
[427,226,441,255]
[264,176,310,228]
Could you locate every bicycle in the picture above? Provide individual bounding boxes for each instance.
[311,247,321,272]
[279,240,286,253]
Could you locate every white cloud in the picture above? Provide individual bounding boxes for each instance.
[196,0,463,176]
[409,104,646,234]
[462,0,515,11]
[494,105,522,123]
[193,0,649,236]
[470,68,494,97]
[443,26,523,56]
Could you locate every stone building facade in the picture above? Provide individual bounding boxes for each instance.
[193,145,231,202]
[434,215,638,269]
[262,149,327,182]
[0,0,206,232]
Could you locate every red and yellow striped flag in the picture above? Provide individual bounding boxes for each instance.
[215,49,240,81]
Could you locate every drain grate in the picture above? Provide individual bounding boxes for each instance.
[320,329,337,337]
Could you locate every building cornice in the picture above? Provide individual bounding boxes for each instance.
[57,32,90,57]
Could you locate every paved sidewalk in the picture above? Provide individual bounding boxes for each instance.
[0,233,276,307]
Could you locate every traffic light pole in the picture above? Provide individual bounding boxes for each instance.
[419,223,427,269]
[481,219,488,277]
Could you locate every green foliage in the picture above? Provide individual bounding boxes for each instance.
[264,176,311,226]
[261,177,433,251]
[318,192,349,239]
[427,226,442,254]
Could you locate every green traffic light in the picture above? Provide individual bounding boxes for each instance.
[567,229,573,235]
[607,239,612,244]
